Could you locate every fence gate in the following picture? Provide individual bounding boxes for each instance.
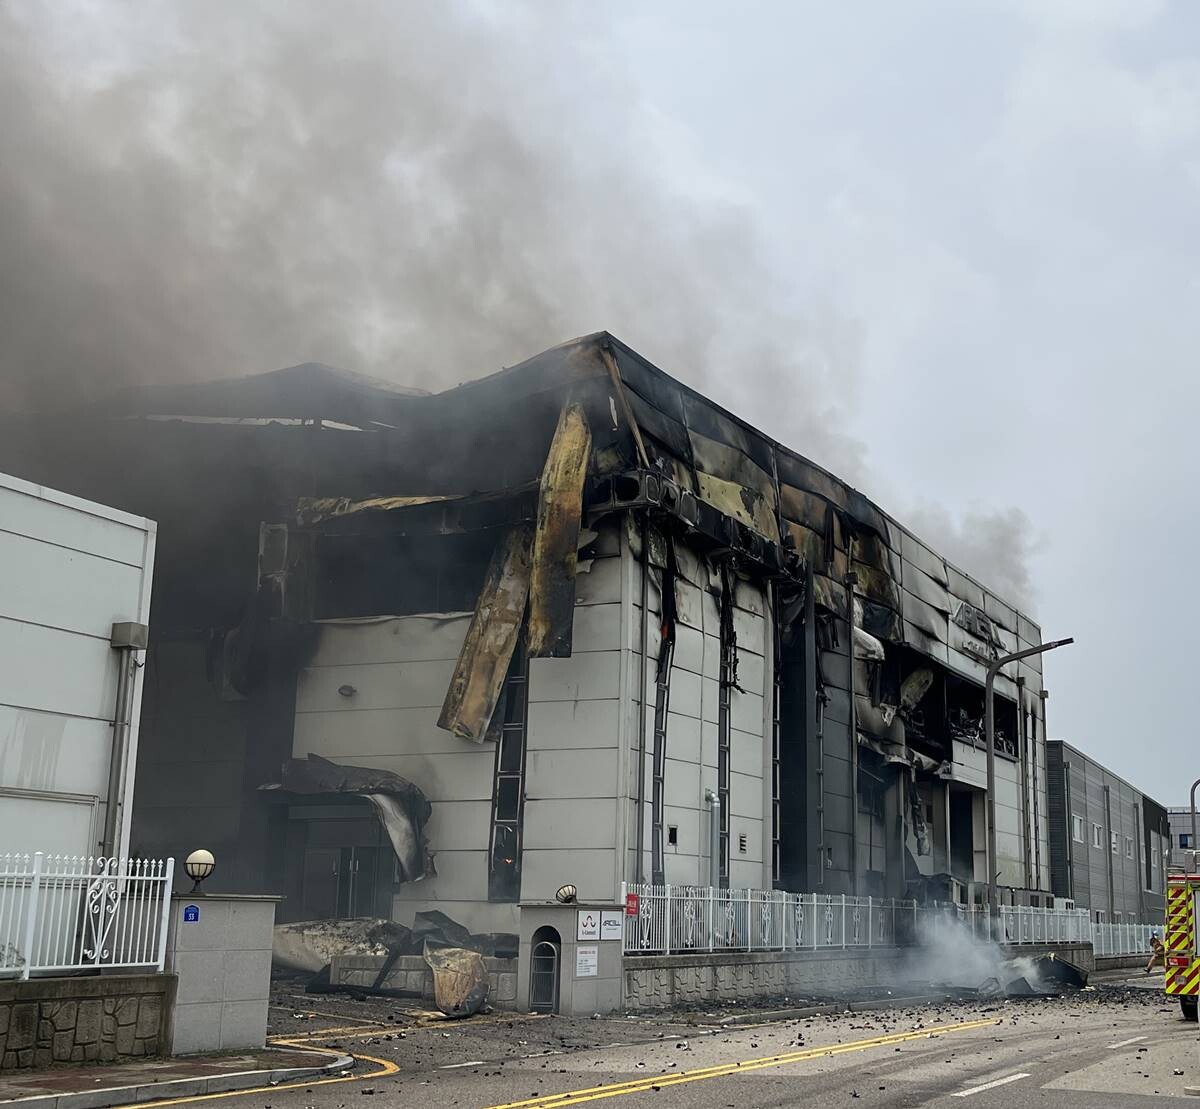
[529,937,560,1014]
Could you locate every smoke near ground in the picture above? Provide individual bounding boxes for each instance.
[0,1,1034,598]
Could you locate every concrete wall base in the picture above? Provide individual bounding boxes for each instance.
[329,955,518,1009]
[1000,942,1094,972]
[622,948,905,1009]
[0,974,175,1070]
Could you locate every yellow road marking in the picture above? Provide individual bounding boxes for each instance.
[484,1018,997,1109]
[107,1036,400,1108]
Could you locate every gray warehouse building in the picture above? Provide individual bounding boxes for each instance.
[1046,740,1171,923]
[1168,807,1196,860]
[0,332,1057,941]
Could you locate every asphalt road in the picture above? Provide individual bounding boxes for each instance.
[214,974,1200,1108]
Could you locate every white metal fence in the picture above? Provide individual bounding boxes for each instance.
[621,884,920,954]
[0,854,175,978]
[621,883,1144,956]
[1092,921,1159,958]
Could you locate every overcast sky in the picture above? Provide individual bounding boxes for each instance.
[3,1,1196,801]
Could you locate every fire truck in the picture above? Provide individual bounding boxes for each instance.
[1165,851,1199,1022]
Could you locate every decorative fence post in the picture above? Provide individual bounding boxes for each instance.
[18,853,43,982]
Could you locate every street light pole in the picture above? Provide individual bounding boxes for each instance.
[1190,776,1200,857]
[985,637,1074,916]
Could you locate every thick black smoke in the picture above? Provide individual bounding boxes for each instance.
[0,1,1034,603]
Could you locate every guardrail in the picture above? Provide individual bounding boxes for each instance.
[1092,921,1158,958]
[621,883,1115,956]
[0,853,175,978]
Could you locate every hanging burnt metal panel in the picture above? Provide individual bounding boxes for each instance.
[528,403,592,658]
[438,524,534,742]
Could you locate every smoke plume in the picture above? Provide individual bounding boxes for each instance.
[0,2,866,470]
[0,1,1035,599]
[906,504,1042,612]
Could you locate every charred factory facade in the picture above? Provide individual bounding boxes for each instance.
[3,333,1052,938]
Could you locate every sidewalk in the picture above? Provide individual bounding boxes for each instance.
[0,1045,354,1109]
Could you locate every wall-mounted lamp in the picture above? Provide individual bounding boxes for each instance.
[185,849,215,894]
[337,685,357,698]
[555,884,577,904]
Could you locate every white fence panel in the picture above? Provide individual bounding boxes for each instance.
[622,883,1153,958]
[0,853,174,978]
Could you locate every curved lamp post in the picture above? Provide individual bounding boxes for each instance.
[985,638,1074,915]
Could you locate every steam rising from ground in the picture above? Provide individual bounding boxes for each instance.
[901,912,1011,990]
[0,1,1035,599]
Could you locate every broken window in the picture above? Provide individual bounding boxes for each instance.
[488,637,529,902]
[1110,830,1119,855]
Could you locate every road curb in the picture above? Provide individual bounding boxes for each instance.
[718,994,939,1025]
[0,1048,355,1109]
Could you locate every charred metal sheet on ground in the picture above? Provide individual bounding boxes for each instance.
[527,402,592,658]
[424,943,490,1018]
[264,754,434,882]
[439,523,534,742]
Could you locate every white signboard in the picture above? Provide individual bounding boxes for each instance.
[575,945,599,978]
[600,911,624,941]
[576,910,600,941]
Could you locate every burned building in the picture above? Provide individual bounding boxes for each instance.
[0,333,1053,938]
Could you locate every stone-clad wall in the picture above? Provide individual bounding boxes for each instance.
[329,954,518,1008]
[0,974,175,1069]
[624,949,902,1009]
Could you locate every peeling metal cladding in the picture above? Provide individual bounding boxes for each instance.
[902,591,949,643]
[777,484,833,534]
[849,560,901,615]
[984,590,1019,635]
[852,530,904,586]
[1017,612,1042,646]
[438,523,534,742]
[295,492,463,526]
[527,402,593,658]
[773,449,852,515]
[781,520,827,572]
[622,389,693,464]
[945,565,985,612]
[904,562,953,614]
[694,469,780,543]
[267,754,433,882]
[898,528,949,588]
[812,573,849,620]
[904,623,948,666]
[688,429,780,542]
[681,390,776,476]
[859,598,903,642]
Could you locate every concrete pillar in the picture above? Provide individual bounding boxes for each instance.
[163,894,280,1055]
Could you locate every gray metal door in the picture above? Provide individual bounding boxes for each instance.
[529,940,560,1013]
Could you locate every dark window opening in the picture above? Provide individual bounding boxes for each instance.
[314,530,498,618]
[488,636,529,902]
[667,825,678,847]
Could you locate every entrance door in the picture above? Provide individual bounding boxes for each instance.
[291,806,396,920]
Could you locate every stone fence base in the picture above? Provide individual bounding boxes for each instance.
[0,974,175,1070]
[329,954,518,1008]
[623,948,905,1009]
[1000,942,1094,972]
